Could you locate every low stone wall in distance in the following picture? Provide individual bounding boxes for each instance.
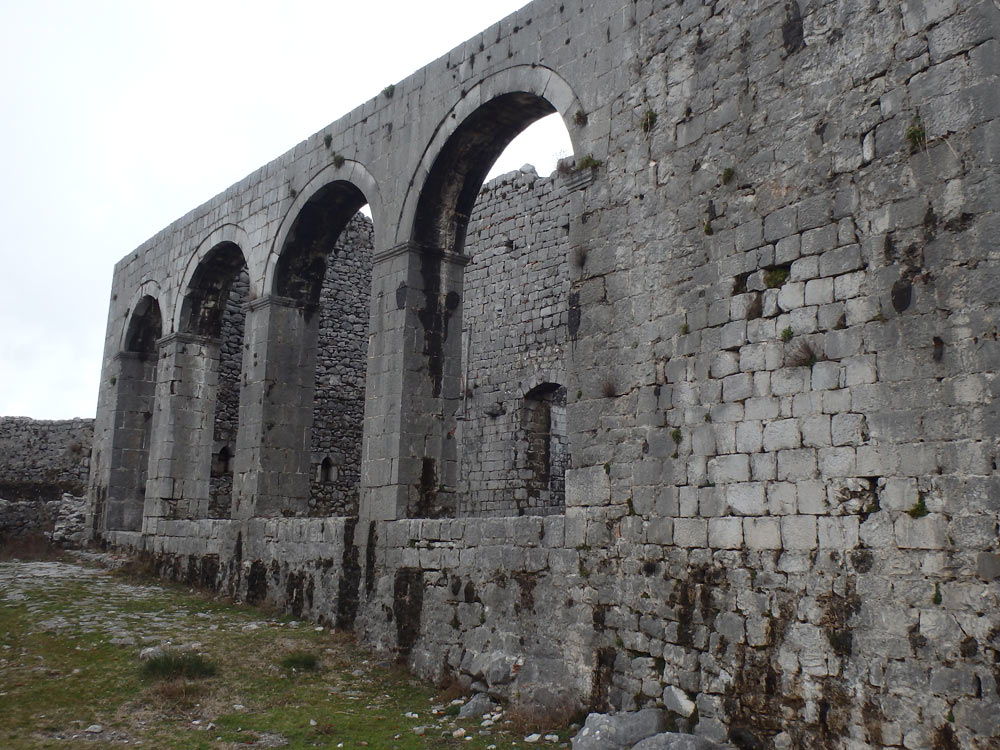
[0,417,93,501]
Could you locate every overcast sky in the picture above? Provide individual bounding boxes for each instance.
[0,0,571,420]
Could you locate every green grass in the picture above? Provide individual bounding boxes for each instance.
[141,651,217,680]
[280,651,319,672]
[0,559,574,749]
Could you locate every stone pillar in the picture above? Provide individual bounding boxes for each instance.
[232,295,318,519]
[103,352,157,531]
[359,242,468,523]
[142,333,220,531]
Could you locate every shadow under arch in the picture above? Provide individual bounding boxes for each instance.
[118,280,163,352]
[263,161,384,303]
[102,290,164,532]
[395,64,585,251]
[172,224,253,334]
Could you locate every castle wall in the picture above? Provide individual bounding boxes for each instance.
[86,1,1000,748]
[0,417,93,501]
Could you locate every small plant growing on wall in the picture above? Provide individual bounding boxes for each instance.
[670,428,682,459]
[703,219,714,236]
[332,153,346,169]
[600,379,618,398]
[323,133,332,149]
[787,341,820,368]
[574,109,588,127]
[905,114,927,152]
[640,109,657,135]
[780,326,794,343]
[763,266,790,288]
[382,84,395,99]
[908,495,929,518]
[576,155,602,170]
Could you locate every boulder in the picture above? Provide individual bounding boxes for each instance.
[458,692,497,719]
[571,709,670,750]
[633,733,734,750]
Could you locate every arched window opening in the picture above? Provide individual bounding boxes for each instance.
[212,445,232,477]
[124,296,162,357]
[319,456,335,483]
[181,242,247,338]
[483,113,573,184]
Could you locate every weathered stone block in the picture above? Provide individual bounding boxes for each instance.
[781,516,817,550]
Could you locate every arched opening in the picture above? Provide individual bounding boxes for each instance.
[212,444,232,478]
[408,91,576,519]
[104,294,162,531]
[124,296,162,354]
[521,383,568,516]
[243,179,372,518]
[319,456,335,484]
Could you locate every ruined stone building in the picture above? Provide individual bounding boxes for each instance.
[86,1,1000,747]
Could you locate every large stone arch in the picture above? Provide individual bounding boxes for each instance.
[143,228,252,523]
[394,64,585,248]
[172,223,254,335]
[100,287,164,532]
[360,65,585,522]
[234,162,380,519]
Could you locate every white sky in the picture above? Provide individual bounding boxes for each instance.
[0,0,572,420]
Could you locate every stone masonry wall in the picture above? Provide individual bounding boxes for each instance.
[459,168,572,517]
[209,271,249,519]
[309,213,373,516]
[0,417,93,501]
[556,1,1000,747]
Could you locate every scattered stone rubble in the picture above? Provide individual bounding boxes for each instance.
[0,493,86,545]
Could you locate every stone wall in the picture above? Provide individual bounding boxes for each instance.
[209,271,249,518]
[0,417,93,501]
[460,168,572,517]
[309,214,373,516]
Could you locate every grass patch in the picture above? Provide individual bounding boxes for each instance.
[141,651,217,681]
[280,650,319,671]
[0,559,575,749]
